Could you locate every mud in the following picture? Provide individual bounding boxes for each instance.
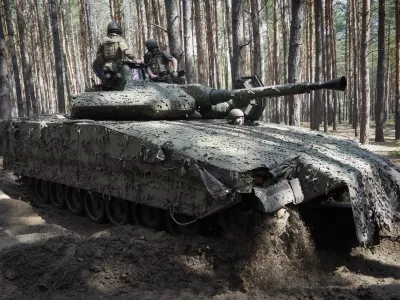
[1,162,400,300]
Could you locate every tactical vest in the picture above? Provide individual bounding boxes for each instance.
[101,35,128,62]
[148,52,170,75]
[103,40,121,61]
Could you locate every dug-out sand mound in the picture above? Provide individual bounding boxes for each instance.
[0,208,323,298]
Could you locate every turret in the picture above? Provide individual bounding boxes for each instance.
[70,76,347,121]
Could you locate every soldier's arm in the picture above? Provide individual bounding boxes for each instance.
[119,39,141,62]
[171,57,178,73]
[163,52,178,72]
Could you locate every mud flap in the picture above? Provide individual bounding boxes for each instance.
[197,167,232,199]
[254,178,304,213]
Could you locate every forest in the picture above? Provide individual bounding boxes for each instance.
[0,0,399,144]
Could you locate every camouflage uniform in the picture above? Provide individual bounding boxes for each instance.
[144,49,174,79]
[94,35,137,79]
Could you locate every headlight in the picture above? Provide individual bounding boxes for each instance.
[105,73,112,79]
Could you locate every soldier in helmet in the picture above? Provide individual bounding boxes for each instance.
[228,109,245,125]
[93,21,141,88]
[143,39,179,83]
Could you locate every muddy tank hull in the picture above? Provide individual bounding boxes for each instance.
[0,116,399,243]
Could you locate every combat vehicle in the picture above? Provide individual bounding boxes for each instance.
[0,65,399,244]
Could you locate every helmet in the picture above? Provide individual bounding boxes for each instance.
[145,39,159,51]
[107,21,122,35]
[228,109,245,125]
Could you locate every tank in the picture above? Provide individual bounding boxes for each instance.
[0,67,399,244]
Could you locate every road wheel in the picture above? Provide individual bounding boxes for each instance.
[65,187,84,215]
[84,192,106,223]
[34,179,50,204]
[133,204,162,230]
[105,197,130,226]
[49,183,66,209]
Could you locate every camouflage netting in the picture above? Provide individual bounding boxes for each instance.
[111,120,400,243]
[1,116,399,244]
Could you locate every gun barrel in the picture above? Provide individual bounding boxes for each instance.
[180,76,347,108]
[225,76,347,103]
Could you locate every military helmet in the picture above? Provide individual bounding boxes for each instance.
[228,109,245,125]
[228,109,244,118]
[107,21,122,35]
[145,39,159,50]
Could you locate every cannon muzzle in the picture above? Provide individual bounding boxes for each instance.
[307,76,347,91]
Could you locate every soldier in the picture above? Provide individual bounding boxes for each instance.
[227,109,245,125]
[93,21,141,86]
[143,39,179,82]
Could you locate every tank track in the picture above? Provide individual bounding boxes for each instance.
[21,176,257,238]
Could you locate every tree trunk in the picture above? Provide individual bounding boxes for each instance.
[50,0,65,113]
[79,0,89,88]
[311,0,321,131]
[16,0,37,116]
[4,0,24,116]
[194,1,207,85]
[396,0,400,139]
[165,0,184,70]
[158,0,167,48]
[213,0,221,89]
[225,0,233,83]
[352,0,359,136]
[152,0,161,40]
[274,0,281,123]
[359,0,371,144]
[280,0,289,124]
[182,0,194,83]
[288,0,306,126]
[205,0,215,87]
[250,0,262,79]
[232,0,245,85]
[375,0,385,142]
[0,12,11,119]
[144,0,152,39]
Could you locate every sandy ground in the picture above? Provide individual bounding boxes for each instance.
[0,123,400,300]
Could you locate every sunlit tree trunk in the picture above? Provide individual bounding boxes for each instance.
[205,0,215,87]
[280,0,289,124]
[288,0,306,126]
[359,0,371,144]
[165,0,184,69]
[158,0,167,48]
[250,0,262,79]
[194,1,207,84]
[213,0,221,89]
[232,0,245,85]
[225,0,233,76]
[311,0,321,130]
[144,0,152,39]
[352,0,360,136]
[274,0,281,123]
[182,0,194,83]
[375,0,385,142]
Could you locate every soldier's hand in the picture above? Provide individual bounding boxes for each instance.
[150,74,159,79]
[172,71,178,78]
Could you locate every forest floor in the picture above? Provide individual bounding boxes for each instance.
[0,123,400,300]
